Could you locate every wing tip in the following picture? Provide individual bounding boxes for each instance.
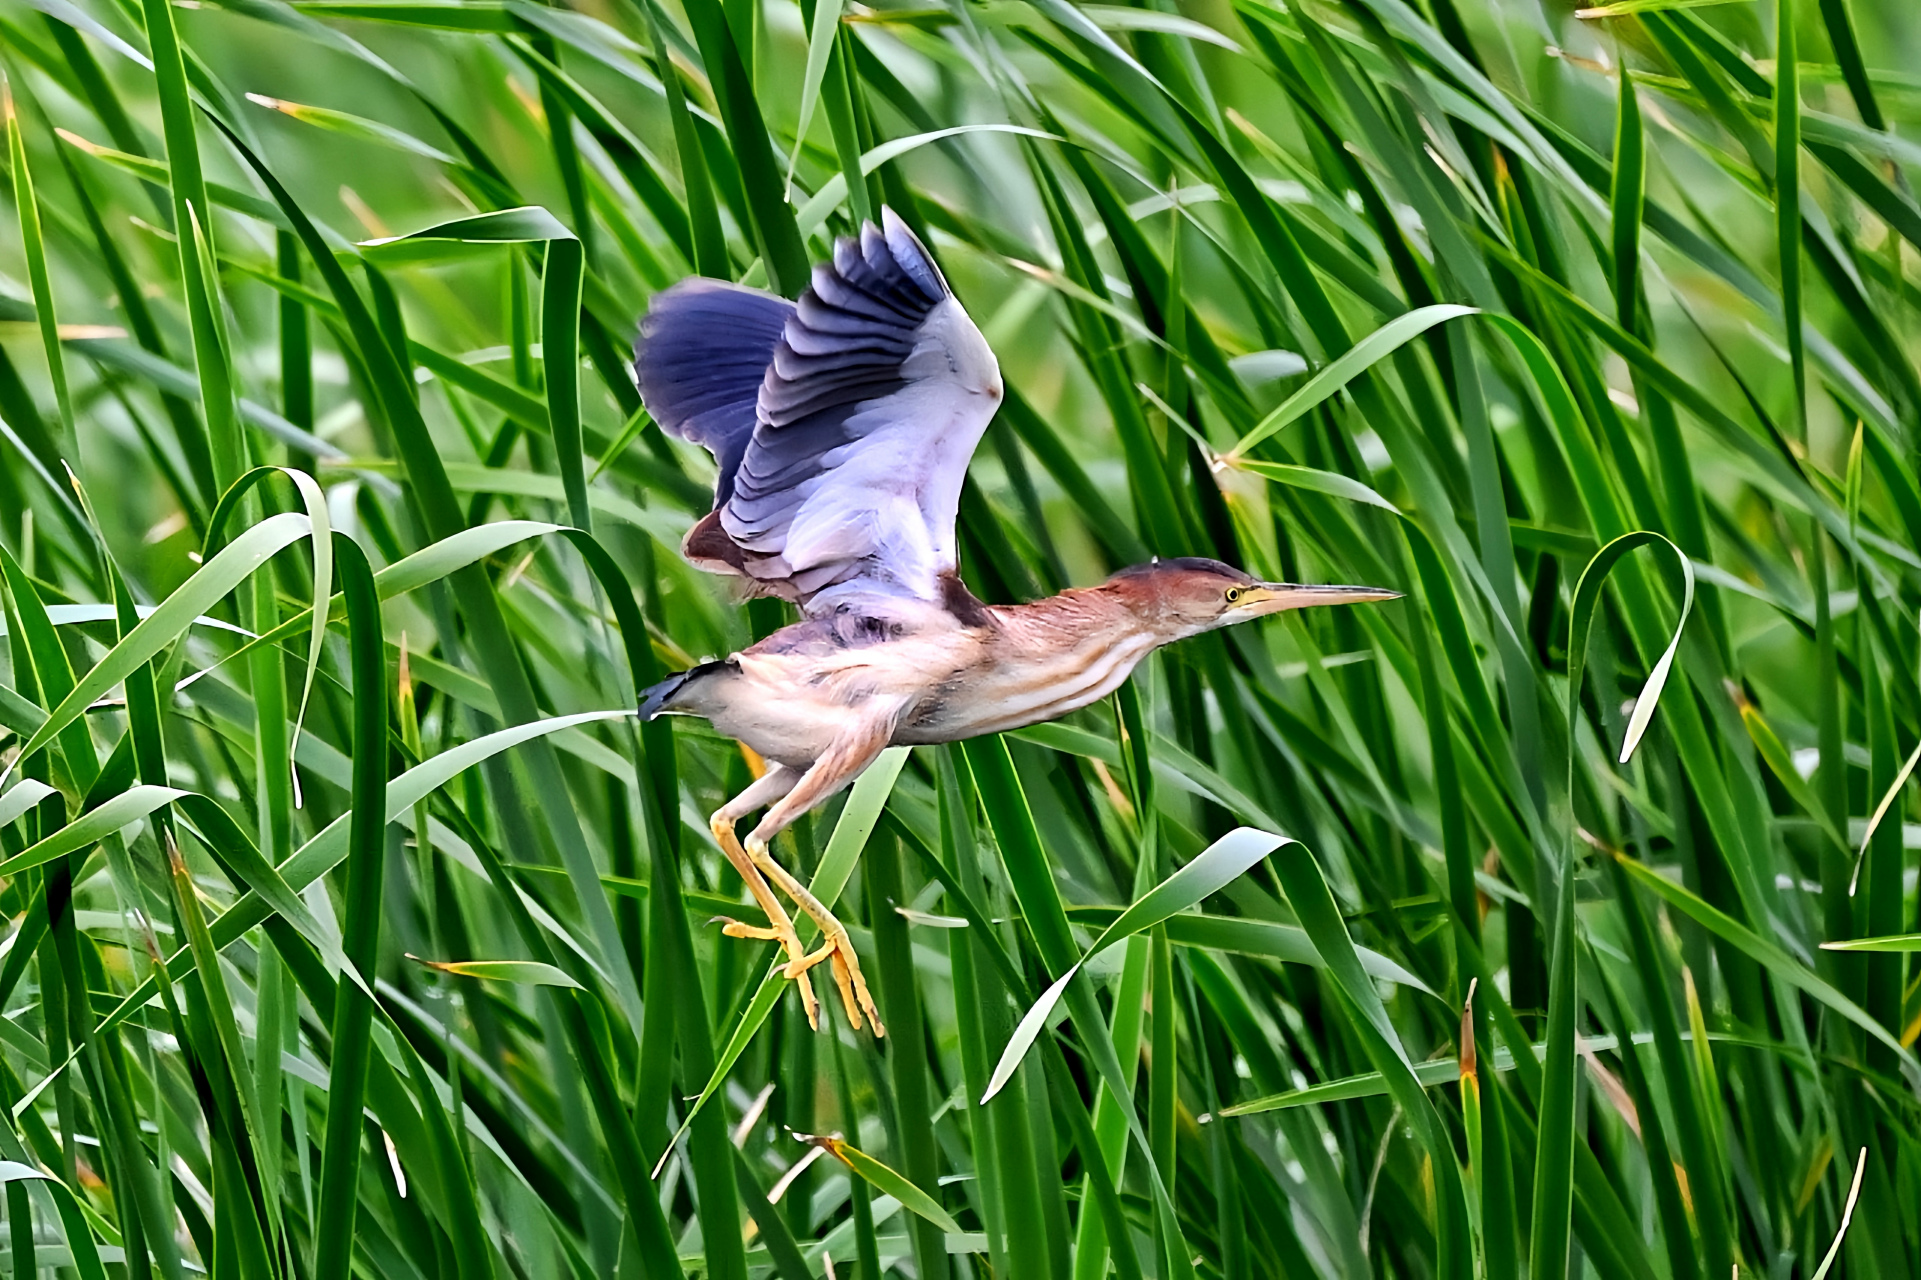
[633,280,795,503]
[878,206,949,302]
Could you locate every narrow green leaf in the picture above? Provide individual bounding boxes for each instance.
[785,0,845,199]
[247,92,455,161]
[408,956,584,987]
[360,205,576,257]
[3,512,314,777]
[6,82,75,441]
[313,531,389,1280]
[1808,1147,1868,1280]
[682,1,807,294]
[1227,305,1479,456]
[983,828,1288,1103]
[1232,460,1400,512]
[1777,0,1806,441]
[1610,65,1645,330]
[1575,0,1744,15]
[1818,933,1921,952]
[811,1134,965,1239]
[541,236,589,532]
[0,780,58,827]
[0,786,188,877]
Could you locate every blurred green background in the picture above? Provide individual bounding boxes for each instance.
[2,0,1920,1277]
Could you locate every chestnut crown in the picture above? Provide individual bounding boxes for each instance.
[1103,557,1399,638]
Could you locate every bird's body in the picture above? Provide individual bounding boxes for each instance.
[634,210,1397,1036]
[648,580,1162,764]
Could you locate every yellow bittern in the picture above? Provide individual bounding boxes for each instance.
[636,210,1396,1036]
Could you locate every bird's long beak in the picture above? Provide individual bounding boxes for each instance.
[1237,582,1402,616]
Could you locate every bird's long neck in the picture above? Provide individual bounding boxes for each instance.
[967,587,1165,734]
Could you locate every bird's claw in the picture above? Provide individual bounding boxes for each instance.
[785,927,884,1038]
[716,916,782,941]
[716,916,820,1029]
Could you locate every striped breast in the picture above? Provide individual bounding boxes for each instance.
[901,593,1158,742]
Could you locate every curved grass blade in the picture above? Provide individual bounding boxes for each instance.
[1063,909,1434,994]
[0,785,189,877]
[803,1133,964,1239]
[1851,737,1921,895]
[794,125,1059,239]
[983,827,1288,1103]
[1529,532,1695,1280]
[361,210,590,531]
[1227,304,1479,456]
[312,532,388,1280]
[0,780,58,828]
[408,957,584,987]
[201,466,334,797]
[1809,1147,1868,1280]
[1231,460,1400,512]
[2,512,314,782]
[177,519,565,694]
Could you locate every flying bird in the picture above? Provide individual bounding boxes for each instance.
[636,210,1397,1036]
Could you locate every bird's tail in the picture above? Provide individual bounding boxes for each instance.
[638,659,734,720]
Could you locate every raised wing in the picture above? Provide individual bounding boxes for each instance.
[636,209,1002,616]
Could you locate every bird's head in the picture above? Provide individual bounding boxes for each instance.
[1105,557,1400,639]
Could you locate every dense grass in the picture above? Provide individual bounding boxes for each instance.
[1,0,1919,1275]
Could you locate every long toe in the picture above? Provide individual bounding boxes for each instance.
[826,950,864,1034]
[857,972,884,1037]
[717,917,820,1029]
[844,946,884,1038]
[828,939,883,1038]
[795,966,821,1030]
[718,917,785,942]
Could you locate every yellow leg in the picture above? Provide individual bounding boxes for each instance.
[711,814,819,1029]
[744,834,884,1037]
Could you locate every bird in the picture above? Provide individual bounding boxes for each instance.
[634,209,1398,1037]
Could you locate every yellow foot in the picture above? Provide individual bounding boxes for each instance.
[717,916,820,1028]
[786,926,884,1038]
[712,813,824,1029]
[740,832,885,1038]
[715,917,782,941]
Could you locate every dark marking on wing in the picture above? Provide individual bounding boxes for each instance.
[743,618,840,658]
[636,210,1000,616]
[682,510,802,604]
[634,280,794,507]
[725,217,950,542]
[939,571,994,629]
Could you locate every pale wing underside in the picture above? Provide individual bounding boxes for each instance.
[636,209,1002,616]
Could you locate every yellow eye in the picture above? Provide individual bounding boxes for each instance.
[1224,587,1243,604]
